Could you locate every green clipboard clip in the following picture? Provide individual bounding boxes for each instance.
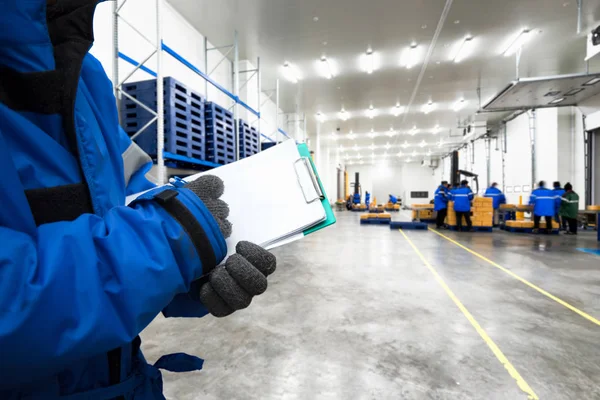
[296,143,337,236]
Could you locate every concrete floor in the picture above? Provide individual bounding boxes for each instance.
[141,211,600,400]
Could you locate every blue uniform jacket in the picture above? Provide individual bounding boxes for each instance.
[484,187,506,209]
[434,186,449,211]
[553,188,565,214]
[0,1,226,398]
[529,188,558,217]
[450,187,474,212]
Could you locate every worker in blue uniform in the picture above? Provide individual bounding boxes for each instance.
[434,181,450,229]
[0,1,276,398]
[365,191,371,209]
[389,194,398,205]
[529,181,557,234]
[552,181,566,230]
[450,180,474,231]
[484,182,506,225]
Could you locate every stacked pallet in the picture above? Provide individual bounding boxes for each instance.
[205,102,236,165]
[588,205,600,211]
[411,204,434,220]
[472,197,493,227]
[506,220,560,229]
[238,119,260,159]
[360,213,392,224]
[120,77,206,160]
[385,203,401,211]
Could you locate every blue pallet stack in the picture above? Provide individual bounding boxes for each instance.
[238,119,260,159]
[261,141,277,152]
[205,102,236,165]
[120,77,206,161]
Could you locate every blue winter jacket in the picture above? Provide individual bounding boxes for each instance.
[553,188,565,213]
[450,186,474,212]
[0,1,226,398]
[434,185,449,211]
[484,186,506,209]
[529,187,557,217]
[389,195,398,205]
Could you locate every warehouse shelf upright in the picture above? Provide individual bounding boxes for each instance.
[112,0,289,183]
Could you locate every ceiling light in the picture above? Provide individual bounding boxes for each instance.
[502,29,531,57]
[360,48,379,74]
[397,151,403,157]
[401,43,420,69]
[339,145,345,151]
[432,124,440,134]
[419,140,427,148]
[356,152,362,159]
[330,132,338,141]
[368,129,378,139]
[318,56,336,79]
[348,131,356,140]
[369,143,376,150]
[402,140,410,149]
[353,144,359,151]
[549,97,565,104]
[412,150,417,157]
[453,98,467,112]
[451,36,475,63]
[392,103,405,117]
[316,112,325,122]
[422,101,436,114]
[427,149,432,156]
[564,88,585,96]
[583,77,600,86]
[282,62,302,83]
[387,127,397,137]
[366,105,377,119]
[409,126,419,135]
[438,138,444,148]
[406,158,412,163]
[385,142,391,150]
[338,108,350,121]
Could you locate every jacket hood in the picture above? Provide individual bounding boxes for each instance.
[0,0,103,72]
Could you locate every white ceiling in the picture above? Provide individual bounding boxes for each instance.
[168,0,600,162]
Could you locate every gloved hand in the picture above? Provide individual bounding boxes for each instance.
[185,176,277,318]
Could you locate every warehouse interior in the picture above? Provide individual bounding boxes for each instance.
[93,0,600,399]
[5,0,600,399]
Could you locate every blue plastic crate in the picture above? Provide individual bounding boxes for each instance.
[261,142,277,151]
[205,102,235,127]
[119,77,207,161]
[238,119,260,159]
[121,112,205,160]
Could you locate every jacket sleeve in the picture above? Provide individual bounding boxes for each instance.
[0,186,227,385]
[468,191,474,200]
[529,193,536,205]
[500,194,506,205]
[118,126,157,196]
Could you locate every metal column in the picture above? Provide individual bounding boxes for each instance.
[528,109,536,188]
[485,137,491,188]
[233,31,240,161]
[257,56,262,150]
[155,0,165,184]
[276,79,280,143]
[502,123,507,192]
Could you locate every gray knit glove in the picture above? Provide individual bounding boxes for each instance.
[185,175,277,318]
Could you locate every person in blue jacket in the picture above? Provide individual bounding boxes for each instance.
[434,181,450,229]
[529,181,557,234]
[450,180,474,231]
[552,181,566,230]
[0,1,276,398]
[365,191,371,209]
[389,194,398,205]
[484,182,506,225]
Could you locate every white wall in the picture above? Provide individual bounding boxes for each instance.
[91,0,284,142]
[346,163,435,205]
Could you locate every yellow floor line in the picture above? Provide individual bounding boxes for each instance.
[399,230,538,400]
[428,227,600,327]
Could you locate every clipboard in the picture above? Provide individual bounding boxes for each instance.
[127,140,336,254]
[296,143,336,236]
